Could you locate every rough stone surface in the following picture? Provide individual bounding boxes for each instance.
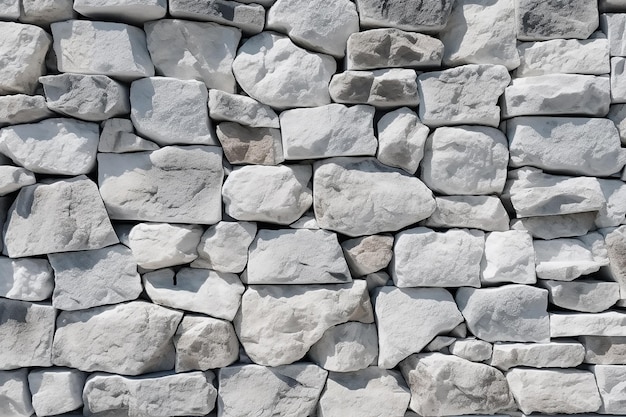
[98,118,159,153]
[601,13,626,56]
[581,336,626,364]
[0,256,53,302]
[511,212,597,240]
[603,226,626,298]
[0,0,19,19]
[0,95,53,128]
[491,341,585,370]
[0,370,33,417]
[423,195,510,232]
[515,0,599,41]
[308,323,378,372]
[550,311,626,337]
[216,122,284,165]
[341,235,393,277]
[592,365,626,413]
[597,179,626,227]
[208,89,280,128]
[73,0,167,23]
[169,0,265,33]
[28,368,85,417]
[376,107,429,174]
[354,0,455,32]
[481,230,536,285]
[449,338,493,362]
[128,223,202,270]
[540,280,620,312]
[612,57,626,103]
[329,69,419,108]
[516,38,610,76]
[193,221,256,273]
[20,0,74,25]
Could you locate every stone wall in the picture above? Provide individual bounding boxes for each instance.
[1,0,626,416]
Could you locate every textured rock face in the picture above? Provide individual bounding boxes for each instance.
[515,0,599,41]
[491,341,585,370]
[354,0,455,32]
[329,69,419,108]
[28,368,85,417]
[0,369,33,417]
[0,257,53,302]
[216,122,284,165]
[128,223,203,269]
[541,280,620,312]
[550,311,626,337]
[0,94,52,128]
[193,221,256,272]
[592,365,626,413]
[308,322,378,372]
[481,230,536,285]
[342,234,393,277]
[169,0,265,33]
[376,107,429,174]
[208,90,279,128]
[601,13,626,56]
[423,195,510,232]
[582,336,626,364]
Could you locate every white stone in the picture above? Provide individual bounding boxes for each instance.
[423,195,510,232]
[541,280,620,312]
[128,223,202,270]
[98,146,223,224]
[0,95,53,128]
[235,281,374,366]
[440,0,519,70]
[0,22,50,95]
[456,285,550,342]
[354,0,455,32]
[267,0,359,57]
[506,369,602,414]
[0,370,33,417]
[0,299,55,370]
[449,339,493,362]
[491,341,585,370]
[51,20,154,80]
[516,0,599,41]
[534,233,610,280]
[425,336,456,352]
[281,104,376,160]
[308,323,378,372]
[3,176,118,258]
[481,230,536,285]
[581,336,626,364]
[511,212,597,240]
[28,368,85,417]
[374,287,464,368]
[19,0,74,25]
[222,165,312,224]
[0,257,53,302]
[0,118,99,175]
[393,227,484,288]
[216,122,284,166]
[418,64,510,127]
[53,301,182,375]
[169,0,265,33]
[400,353,514,416]
[98,118,159,153]
[342,235,393,277]
[193,221,256,273]
[607,104,626,145]
[601,13,626,56]
[517,38,610,76]
[592,365,626,413]
[208,90,279,128]
[603,226,626,298]
[611,57,626,102]
[550,311,626,337]
[346,28,444,70]
[421,125,509,195]
[314,157,436,237]
[329,69,419,108]
[0,166,35,197]
[377,107,429,174]
[232,32,336,109]
[174,315,239,372]
[0,0,19,19]
[218,364,326,417]
[318,368,410,417]
[74,0,166,23]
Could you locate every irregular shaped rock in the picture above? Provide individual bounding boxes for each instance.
[0,95,53,128]
[354,0,455,32]
[267,0,359,57]
[217,122,284,165]
[418,64,510,127]
[421,125,509,195]
[491,341,585,370]
[193,221,256,273]
[346,29,443,70]
[456,285,550,342]
[581,336,626,364]
[235,281,373,366]
[0,370,33,417]
[511,212,597,239]
[506,369,602,414]
[423,195,510,232]
[540,280,620,312]
[0,22,50,95]
[169,0,265,33]
[314,157,436,237]
[329,69,419,108]
[515,0,599,41]
[73,0,167,23]
[550,311,626,337]
[19,0,74,25]
[601,13,626,56]
[51,20,154,80]
[174,315,239,372]
[341,235,393,277]
[0,166,36,197]
[232,32,335,109]
[318,368,410,417]
[374,287,464,368]
[223,165,311,224]
[0,0,19,19]
[0,257,53,302]
[0,118,99,175]
[98,146,223,224]
[128,223,202,269]
[98,118,159,153]
[0,299,55,370]
[3,176,118,258]
[597,180,626,228]
[218,364,326,417]
[393,227,484,288]
[28,368,85,417]
[611,57,626,103]
[52,301,182,375]
[376,107,428,174]
[534,233,609,280]
[440,0,519,70]
[145,19,241,92]
[591,365,626,413]
[308,323,378,372]
[144,268,244,320]
[247,229,349,284]
[400,353,514,416]
[208,90,279,128]
[481,230,536,284]
[449,339,492,362]
[603,226,626,298]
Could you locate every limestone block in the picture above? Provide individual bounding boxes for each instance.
[20,0,74,25]
[0,256,53,301]
[510,212,597,240]
[449,339,493,362]
[216,122,284,165]
[0,0,19,19]
[354,0,455,32]
[611,57,626,102]
[423,196,510,232]
[169,0,265,33]
[128,223,202,270]
[208,90,279,128]
[516,38,610,76]
[376,107,429,174]
[193,221,256,273]
[491,341,585,370]
[329,69,419,108]
[602,226,626,298]
[540,280,620,312]
[308,323,378,372]
[0,370,33,417]
[515,0,599,41]
[607,104,626,144]
[481,230,536,285]
[550,311,626,337]
[0,95,52,128]
[28,368,85,417]
[73,0,167,23]
[341,235,393,277]
[581,336,626,364]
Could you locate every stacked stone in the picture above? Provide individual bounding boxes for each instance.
[0,0,625,416]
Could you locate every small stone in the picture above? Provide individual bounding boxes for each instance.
[607,104,626,145]
[550,311,626,337]
[223,165,311,224]
[235,281,373,366]
[449,339,492,362]
[515,0,599,41]
[0,256,53,302]
[73,0,166,23]
[421,125,509,195]
[611,57,626,102]
[193,221,256,273]
[266,0,359,57]
[516,38,610,76]
[425,336,455,352]
[0,22,50,95]
[393,227,484,288]
[0,370,33,417]
[510,212,597,239]
[423,195,510,232]
[481,230,536,285]
[174,315,239,372]
[20,0,74,25]
[51,20,154,80]
[540,280,620,312]
[169,0,265,33]
[374,287,464,368]
[346,29,444,70]
[342,235,393,277]
[0,166,36,196]
[52,301,182,375]
[591,365,626,413]
[0,95,52,128]
[216,122,284,165]
[506,369,602,414]
[534,233,609,280]
[128,223,202,270]
[318,368,410,417]
[354,0,455,32]
[3,176,118,258]
[491,341,585,371]
[28,368,85,417]
[602,226,626,298]
[581,336,626,364]
[218,364,326,417]
[418,64,510,127]
[456,285,550,342]
[308,323,378,372]
[601,13,626,56]
[376,107,429,174]
[98,118,159,153]
[208,90,280,128]
[400,353,514,416]
[314,157,436,237]
[246,229,350,285]
[329,69,419,108]
[232,32,336,109]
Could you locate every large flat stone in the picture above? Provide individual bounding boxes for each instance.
[550,311,626,337]
[592,365,626,413]
[491,341,585,371]
[510,212,597,240]
[540,280,620,312]
[601,13,626,56]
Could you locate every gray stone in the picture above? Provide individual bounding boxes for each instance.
[342,234,393,277]
[217,122,284,166]
[19,0,74,25]
[515,0,599,41]
[611,57,626,102]
[540,280,620,312]
[423,195,510,232]
[602,226,626,299]
[0,369,33,417]
[208,89,280,128]
[607,104,626,145]
[193,221,256,273]
[128,223,203,269]
[581,336,626,364]
[516,38,610,76]
[169,0,265,33]
[28,368,85,417]
[550,311,626,337]
[491,341,585,371]
[510,212,598,239]
[98,118,159,153]
[354,0,455,32]
[592,365,626,413]
[601,0,626,11]
[481,230,536,285]
[601,13,626,56]
[0,256,53,302]
[308,323,378,372]
[534,233,609,281]
[73,0,167,23]
[449,339,493,362]
[376,107,429,174]
[329,69,419,108]
[0,166,36,196]
[0,95,53,128]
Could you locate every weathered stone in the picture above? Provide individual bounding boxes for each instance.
[354,0,455,32]
[0,95,52,128]
[456,285,550,342]
[98,118,159,153]
[0,369,33,417]
[0,257,53,302]
[308,323,378,372]
[232,32,335,109]
[289,214,319,230]
[423,195,510,232]
[511,212,598,239]
[52,301,182,375]
[550,311,626,337]
[341,235,393,277]
[3,176,118,258]
[374,287,464,368]
[481,230,536,285]
[128,223,202,269]
[425,336,456,352]
[19,0,74,24]
[193,221,256,273]
[216,122,284,165]
[449,339,492,362]
[0,0,19,19]
[73,0,167,23]
[418,64,510,127]
[581,336,626,364]
[607,104,626,145]
[534,233,609,280]
[376,107,429,174]
[515,0,599,41]
[611,57,626,102]
[234,281,373,366]
[0,166,35,197]
[540,280,620,312]
[208,90,279,128]
[591,365,626,413]
[98,146,223,224]
[28,368,85,417]
[602,226,626,298]
[346,29,444,70]
[601,0,626,11]
[601,13,626,56]
[51,20,154,80]
[517,38,610,76]
[314,157,436,237]
[329,69,419,108]
[491,341,585,370]
[169,0,265,33]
